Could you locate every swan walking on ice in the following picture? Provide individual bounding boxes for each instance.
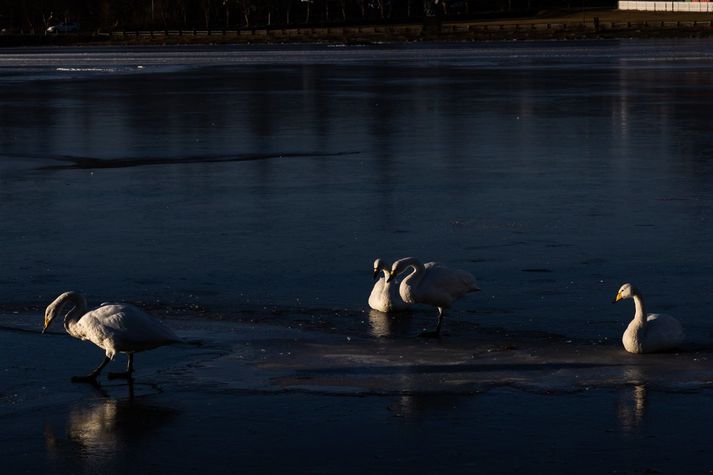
[369,258,412,313]
[388,257,480,337]
[613,283,684,354]
[42,291,179,382]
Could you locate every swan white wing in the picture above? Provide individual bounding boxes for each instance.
[73,304,178,357]
[645,313,684,350]
[623,313,684,353]
[418,266,478,307]
[455,268,479,293]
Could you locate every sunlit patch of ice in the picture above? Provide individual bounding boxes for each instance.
[56,67,118,72]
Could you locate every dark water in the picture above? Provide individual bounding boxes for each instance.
[1,41,713,340]
[7,389,713,475]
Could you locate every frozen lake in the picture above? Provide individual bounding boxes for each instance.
[3,39,713,475]
[1,40,713,342]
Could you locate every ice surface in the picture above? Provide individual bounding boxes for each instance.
[1,40,713,344]
[4,40,713,475]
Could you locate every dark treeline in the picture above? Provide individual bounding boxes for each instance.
[0,1,615,33]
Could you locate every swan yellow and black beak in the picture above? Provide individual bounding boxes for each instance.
[373,268,379,281]
[613,291,623,304]
[386,271,394,283]
[42,309,55,334]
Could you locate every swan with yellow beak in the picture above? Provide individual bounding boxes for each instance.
[43,291,179,382]
[613,283,684,354]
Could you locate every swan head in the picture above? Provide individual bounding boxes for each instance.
[43,298,61,333]
[373,258,384,281]
[614,283,637,303]
[43,291,86,333]
[386,258,411,283]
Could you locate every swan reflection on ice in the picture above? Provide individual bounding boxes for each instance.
[368,309,413,338]
[44,395,177,466]
[617,384,648,433]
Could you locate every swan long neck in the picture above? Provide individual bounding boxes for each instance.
[400,258,425,284]
[632,293,647,325]
[48,292,88,332]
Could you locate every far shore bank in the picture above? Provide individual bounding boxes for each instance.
[4,9,713,47]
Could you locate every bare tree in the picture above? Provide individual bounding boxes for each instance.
[201,0,212,28]
[264,0,279,25]
[283,0,293,24]
[375,0,385,19]
[338,0,347,22]
[222,0,230,27]
[303,0,311,24]
[237,0,251,26]
[0,0,613,31]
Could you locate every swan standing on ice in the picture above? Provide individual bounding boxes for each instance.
[613,283,684,353]
[42,291,179,382]
[388,257,480,337]
[369,258,412,313]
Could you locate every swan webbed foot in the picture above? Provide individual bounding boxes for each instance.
[71,355,111,383]
[108,353,135,380]
[70,373,101,384]
[418,329,441,338]
[107,371,134,380]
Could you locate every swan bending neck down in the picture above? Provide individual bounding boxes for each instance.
[43,291,179,383]
[614,283,684,354]
[369,258,411,313]
[388,257,479,337]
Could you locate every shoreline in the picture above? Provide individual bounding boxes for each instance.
[5,9,713,47]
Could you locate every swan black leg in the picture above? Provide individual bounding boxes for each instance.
[108,353,134,380]
[71,355,111,383]
[419,308,444,338]
[435,309,444,334]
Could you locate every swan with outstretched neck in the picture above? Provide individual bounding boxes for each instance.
[388,257,480,337]
[613,283,684,354]
[369,258,413,313]
[42,291,179,382]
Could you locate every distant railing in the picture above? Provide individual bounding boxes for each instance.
[104,19,713,39]
[108,25,425,38]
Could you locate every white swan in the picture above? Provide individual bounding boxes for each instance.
[613,283,684,354]
[388,257,480,337]
[368,258,412,313]
[42,291,179,382]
